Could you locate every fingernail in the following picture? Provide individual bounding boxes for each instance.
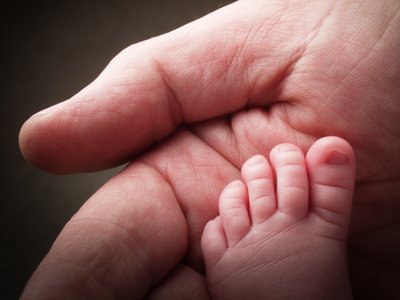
[325,151,347,165]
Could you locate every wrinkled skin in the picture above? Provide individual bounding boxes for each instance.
[19,0,400,299]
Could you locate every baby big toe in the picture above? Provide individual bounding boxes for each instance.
[306,137,356,236]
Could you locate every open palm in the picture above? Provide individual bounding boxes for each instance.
[20,0,400,299]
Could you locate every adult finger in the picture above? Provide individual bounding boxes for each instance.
[21,129,240,299]
[145,264,210,300]
[19,0,331,173]
[20,161,188,299]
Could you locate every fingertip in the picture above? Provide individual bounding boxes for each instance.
[19,118,31,160]
[19,116,50,171]
[19,111,75,175]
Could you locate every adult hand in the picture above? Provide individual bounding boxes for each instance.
[19,0,400,299]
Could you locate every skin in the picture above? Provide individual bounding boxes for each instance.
[19,0,400,299]
[202,138,356,299]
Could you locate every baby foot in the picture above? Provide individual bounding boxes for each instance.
[201,137,355,300]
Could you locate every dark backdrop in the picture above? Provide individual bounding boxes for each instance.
[2,1,234,298]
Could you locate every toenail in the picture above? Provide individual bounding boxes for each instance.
[276,144,299,153]
[247,155,265,166]
[325,151,347,165]
[229,180,243,187]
